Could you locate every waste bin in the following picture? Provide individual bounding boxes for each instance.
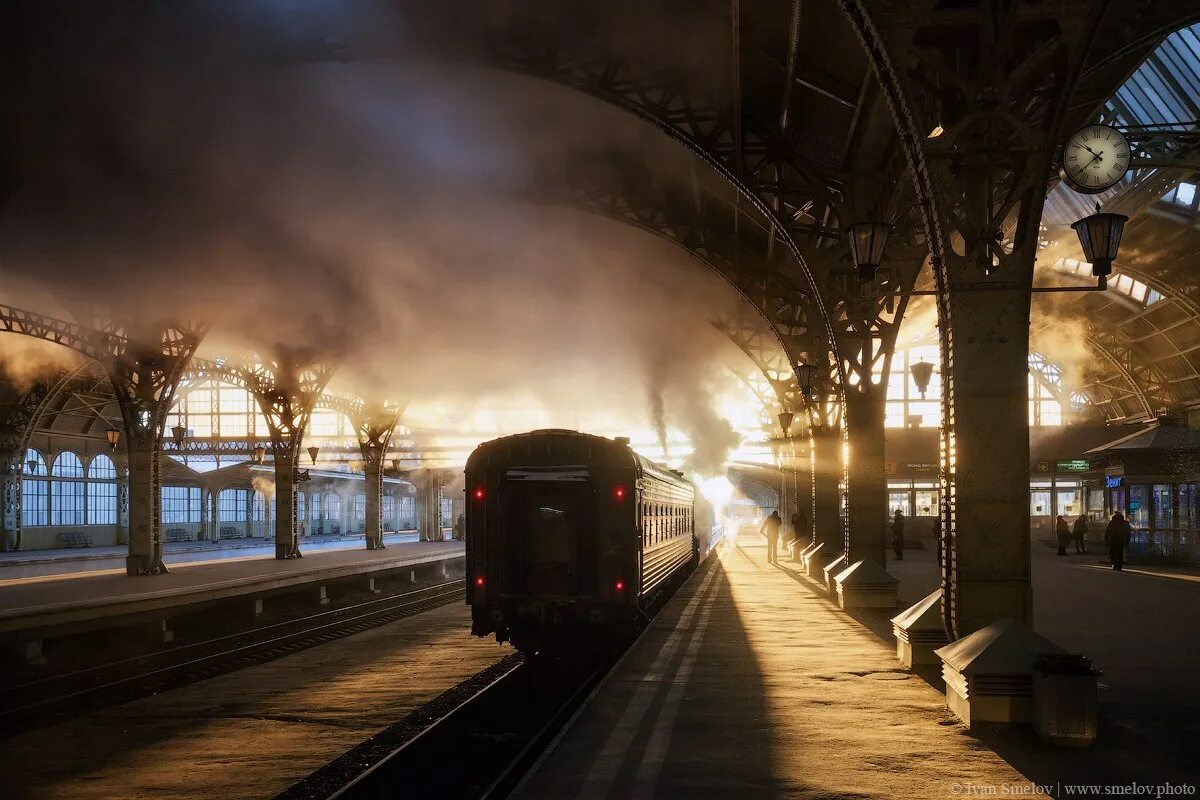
[1033,653,1099,746]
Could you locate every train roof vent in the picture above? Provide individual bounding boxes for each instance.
[614,436,630,446]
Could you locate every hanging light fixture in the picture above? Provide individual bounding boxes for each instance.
[171,424,187,448]
[795,361,819,400]
[26,457,39,475]
[847,222,893,282]
[252,445,266,465]
[1070,203,1128,278]
[909,359,934,398]
[777,411,794,438]
[106,427,121,452]
[307,445,320,466]
[390,458,401,471]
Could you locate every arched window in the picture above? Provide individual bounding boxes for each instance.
[87,455,118,525]
[51,452,85,526]
[252,490,267,521]
[383,495,396,529]
[88,454,116,479]
[354,494,366,531]
[21,449,48,527]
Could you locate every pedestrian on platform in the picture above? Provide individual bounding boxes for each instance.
[453,513,465,541]
[1072,514,1089,555]
[892,509,905,560]
[1055,515,1072,556]
[1105,512,1131,572]
[760,510,782,564]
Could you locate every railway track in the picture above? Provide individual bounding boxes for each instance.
[0,579,464,736]
[298,560,707,800]
[324,653,609,800]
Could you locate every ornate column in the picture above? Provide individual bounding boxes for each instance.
[0,456,18,552]
[844,387,888,566]
[353,405,400,551]
[238,349,336,560]
[809,424,842,552]
[89,322,205,576]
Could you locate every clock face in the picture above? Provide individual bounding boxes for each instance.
[1062,124,1131,194]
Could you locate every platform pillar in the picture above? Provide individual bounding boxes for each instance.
[844,390,887,567]
[126,438,166,575]
[810,426,841,553]
[945,287,1034,636]
[417,470,443,542]
[351,405,399,551]
[1,450,19,552]
[273,454,301,559]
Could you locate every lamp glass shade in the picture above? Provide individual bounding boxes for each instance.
[171,424,187,447]
[26,459,39,475]
[391,459,401,471]
[777,411,794,437]
[307,445,320,465]
[795,362,819,393]
[252,445,266,464]
[909,360,934,397]
[105,428,121,450]
[1070,211,1128,277]
[848,222,892,280]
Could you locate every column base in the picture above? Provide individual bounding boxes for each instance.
[892,588,949,668]
[822,553,849,594]
[802,542,828,579]
[936,618,1068,729]
[126,556,170,575]
[833,560,898,610]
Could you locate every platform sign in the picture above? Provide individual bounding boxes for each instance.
[1035,460,1051,473]
[1055,460,1091,472]
[1105,476,1124,489]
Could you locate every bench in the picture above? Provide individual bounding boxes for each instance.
[220,525,245,539]
[164,528,191,543]
[57,532,93,548]
[328,523,341,535]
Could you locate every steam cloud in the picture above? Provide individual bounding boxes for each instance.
[0,2,750,473]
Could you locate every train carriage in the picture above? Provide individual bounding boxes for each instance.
[464,429,696,654]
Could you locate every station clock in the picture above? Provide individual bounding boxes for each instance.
[1060,124,1131,194]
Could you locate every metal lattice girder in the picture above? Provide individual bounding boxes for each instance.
[832,0,1200,640]
[1122,124,1200,170]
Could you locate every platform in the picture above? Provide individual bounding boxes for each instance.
[0,540,465,636]
[0,531,424,580]
[516,538,1028,799]
[516,533,1200,798]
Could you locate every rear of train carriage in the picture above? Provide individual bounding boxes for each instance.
[464,430,697,652]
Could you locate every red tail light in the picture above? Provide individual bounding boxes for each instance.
[473,488,485,500]
[614,486,626,500]
[615,580,625,591]
[475,576,485,587]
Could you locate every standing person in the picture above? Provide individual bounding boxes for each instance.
[453,513,465,541]
[1105,512,1131,571]
[1055,515,1071,556]
[892,509,905,560]
[1072,514,1089,555]
[760,510,783,564]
